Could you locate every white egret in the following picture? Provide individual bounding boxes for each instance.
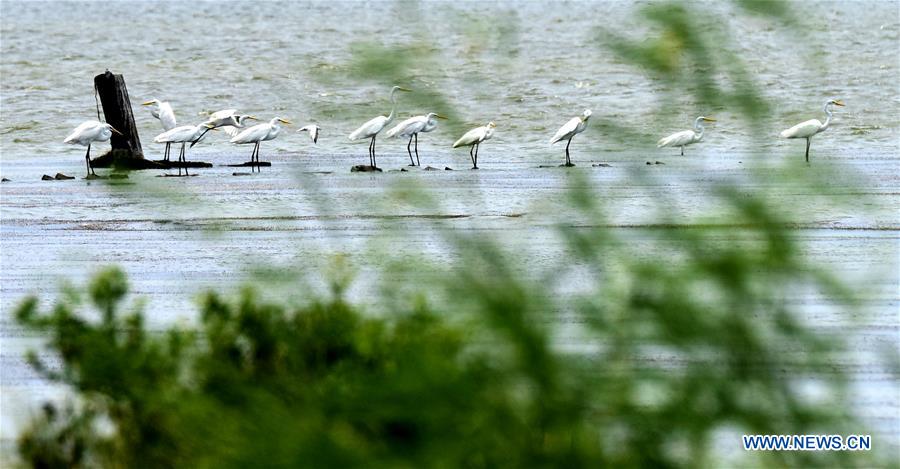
[191,110,258,147]
[657,116,716,156]
[452,122,496,169]
[348,85,412,168]
[298,125,320,144]
[64,121,122,176]
[550,109,592,167]
[154,123,215,175]
[780,99,844,162]
[230,117,292,172]
[386,112,447,166]
[142,99,177,161]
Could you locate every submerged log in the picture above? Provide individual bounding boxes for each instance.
[91,71,145,168]
[350,165,382,173]
[226,162,272,167]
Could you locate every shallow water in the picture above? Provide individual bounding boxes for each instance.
[1,0,898,461]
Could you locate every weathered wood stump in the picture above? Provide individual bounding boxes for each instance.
[226,162,272,167]
[90,71,160,169]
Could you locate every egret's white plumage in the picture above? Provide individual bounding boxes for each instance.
[452,122,496,169]
[348,85,411,167]
[657,116,716,156]
[550,109,592,166]
[298,125,320,144]
[780,99,843,162]
[143,99,177,161]
[193,111,258,146]
[142,99,176,131]
[230,117,292,172]
[154,123,214,174]
[386,112,445,166]
[64,120,121,176]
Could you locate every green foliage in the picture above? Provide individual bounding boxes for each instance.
[15,181,880,467]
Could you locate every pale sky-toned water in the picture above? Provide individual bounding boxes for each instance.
[1,0,898,461]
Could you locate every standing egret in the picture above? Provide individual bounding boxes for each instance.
[550,109,592,167]
[348,85,412,168]
[64,121,122,176]
[154,123,215,175]
[142,99,177,161]
[452,122,496,169]
[230,117,292,172]
[386,112,446,166]
[657,116,716,156]
[780,99,844,163]
[298,125,320,144]
[191,110,258,146]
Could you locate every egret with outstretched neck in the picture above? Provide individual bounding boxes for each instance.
[230,117,292,172]
[452,122,496,169]
[64,121,122,176]
[780,99,844,163]
[657,116,716,156]
[142,99,176,161]
[348,86,411,168]
[191,110,258,147]
[386,112,446,166]
[550,109,592,167]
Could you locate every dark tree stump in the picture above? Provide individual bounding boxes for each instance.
[91,71,148,169]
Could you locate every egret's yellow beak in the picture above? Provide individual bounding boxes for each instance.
[204,124,216,129]
[703,117,717,122]
[110,127,123,135]
[278,118,293,125]
[248,115,260,121]
[398,87,412,92]
[141,101,154,106]
[833,100,845,107]
[436,114,448,120]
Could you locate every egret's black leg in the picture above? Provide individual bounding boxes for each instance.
[680,146,684,156]
[469,145,475,168]
[414,133,420,166]
[473,143,479,169]
[565,137,572,166]
[254,143,260,172]
[179,143,186,175]
[164,142,170,162]
[372,135,378,168]
[85,144,92,176]
[407,135,415,166]
[805,138,811,163]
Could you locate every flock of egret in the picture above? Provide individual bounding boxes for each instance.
[63,87,845,176]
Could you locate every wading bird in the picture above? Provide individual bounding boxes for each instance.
[348,86,411,168]
[230,117,292,172]
[298,125,320,144]
[154,123,215,175]
[550,109,592,167]
[64,121,122,177]
[452,122,496,169]
[657,116,716,156]
[386,112,446,166]
[191,110,258,146]
[780,99,844,163]
[142,99,177,161]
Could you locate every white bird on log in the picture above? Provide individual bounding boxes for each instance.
[64,121,122,176]
[550,109,592,167]
[386,112,446,166]
[230,117,292,172]
[348,85,411,168]
[452,122,496,169]
[142,99,177,161]
[154,123,215,175]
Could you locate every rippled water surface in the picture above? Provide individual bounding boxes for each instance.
[1,0,898,459]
